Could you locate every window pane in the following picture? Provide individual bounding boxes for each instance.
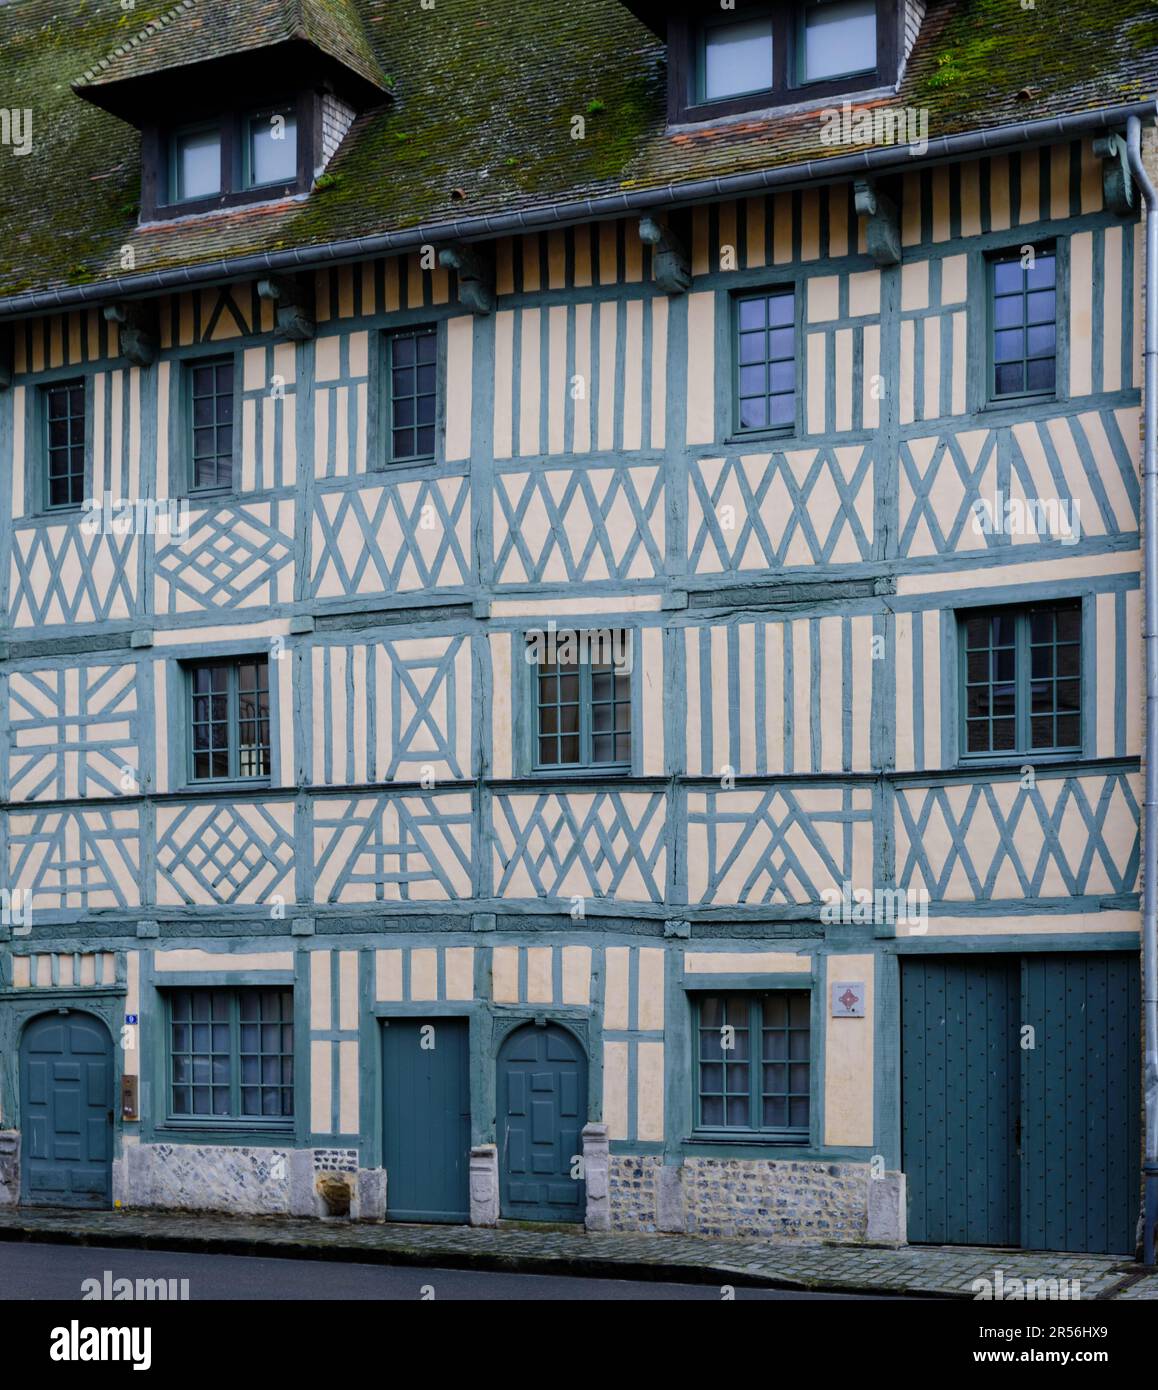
[803,0,877,82]
[735,293,795,433]
[388,329,437,460]
[189,358,234,490]
[703,18,773,100]
[249,111,298,187]
[44,379,86,508]
[175,127,221,201]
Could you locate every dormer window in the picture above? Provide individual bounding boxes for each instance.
[667,0,898,123]
[801,0,877,83]
[700,14,774,102]
[144,99,309,219]
[247,107,298,188]
[172,124,222,203]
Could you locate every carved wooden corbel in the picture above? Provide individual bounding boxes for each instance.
[438,242,495,315]
[257,275,315,341]
[1093,134,1134,216]
[639,215,691,294]
[854,178,901,267]
[103,301,157,367]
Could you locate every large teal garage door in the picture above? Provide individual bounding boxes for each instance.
[382,1018,471,1223]
[902,957,1020,1246]
[1021,954,1139,1256]
[20,1010,113,1208]
[902,954,1139,1255]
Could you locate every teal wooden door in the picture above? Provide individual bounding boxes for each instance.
[20,1010,113,1208]
[498,1023,586,1222]
[382,1018,470,1223]
[902,957,1020,1246]
[1022,953,1139,1255]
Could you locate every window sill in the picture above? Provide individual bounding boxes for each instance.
[957,750,1083,769]
[981,391,1059,415]
[725,427,797,448]
[687,1130,810,1146]
[181,778,274,795]
[529,765,633,779]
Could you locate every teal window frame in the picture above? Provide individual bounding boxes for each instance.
[186,655,272,785]
[41,376,89,512]
[693,990,812,1141]
[380,325,438,464]
[164,987,294,1128]
[987,243,1058,404]
[958,601,1082,761]
[794,0,879,86]
[528,630,632,774]
[732,285,798,437]
[168,120,223,204]
[243,106,298,191]
[695,9,776,104]
[185,353,237,494]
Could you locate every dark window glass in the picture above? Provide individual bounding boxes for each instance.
[697,992,810,1134]
[189,657,270,781]
[530,630,631,770]
[735,290,796,433]
[387,328,437,461]
[169,988,293,1121]
[990,249,1056,399]
[44,379,86,509]
[963,603,1081,756]
[189,357,235,490]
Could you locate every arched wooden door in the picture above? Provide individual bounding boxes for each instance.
[20,1010,114,1208]
[497,1023,586,1222]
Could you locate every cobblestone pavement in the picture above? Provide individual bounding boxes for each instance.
[0,1206,1147,1298]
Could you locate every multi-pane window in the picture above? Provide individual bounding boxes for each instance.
[171,124,222,202]
[696,992,811,1136]
[43,378,86,509]
[530,630,631,770]
[189,356,235,491]
[736,289,796,432]
[700,15,774,101]
[247,109,298,188]
[962,603,1081,756]
[189,657,271,782]
[386,328,437,461]
[167,988,293,1123]
[801,0,877,82]
[990,247,1057,399]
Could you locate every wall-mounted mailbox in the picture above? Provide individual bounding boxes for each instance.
[121,1074,138,1122]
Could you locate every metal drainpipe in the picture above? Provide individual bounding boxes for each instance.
[1127,113,1158,1266]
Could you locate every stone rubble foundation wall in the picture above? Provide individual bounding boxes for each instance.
[609,1154,874,1243]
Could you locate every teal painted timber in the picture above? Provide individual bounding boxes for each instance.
[497,1022,586,1222]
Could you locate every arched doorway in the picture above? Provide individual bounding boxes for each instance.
[20,1010,114,1208]
[497,1022,587,1222]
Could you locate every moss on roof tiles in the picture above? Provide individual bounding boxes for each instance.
[0,0,1155,301]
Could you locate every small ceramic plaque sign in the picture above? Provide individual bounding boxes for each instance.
[831,982,866,1017]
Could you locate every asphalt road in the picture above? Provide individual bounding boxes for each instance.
[0,1239,880,1300]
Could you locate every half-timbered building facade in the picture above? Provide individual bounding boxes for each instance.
[0,0,1155,1255]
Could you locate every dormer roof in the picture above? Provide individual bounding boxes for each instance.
[73,0,390,119]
